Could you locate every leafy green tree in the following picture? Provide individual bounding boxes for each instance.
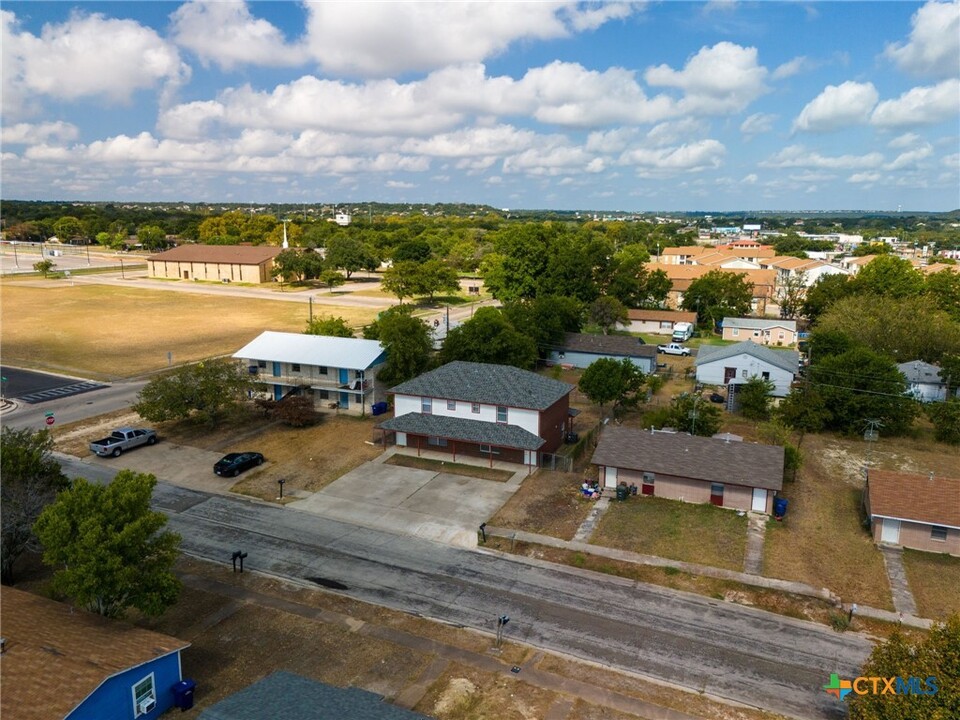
[738,376,775,420]
[136,224,167,251]
[33,259,54,277]
[811,347,918,436]
[927,401,960,445]
[480,224,556,302]
[776,387,831,448]
[416,259,460,301]
[775,271,807,319]
[1,428,69,585]
[681,270,752,329]
[326,236,377,279]
[95,230,125,249]
[134,359,255,423]
[854,255,925,298]
[53,215,83,241]
[381,261,420,303]
[816,294,960,364]
[848,614,959,720]
[393,240,432,262]
[502,296,583,355]
[808,328,858,361]
[34,471,181,618]
[305,315,354,337]
[925,269,960,322]
[851,242,892,257]
[589,297,629,334]
[663,393,722,436]
[320,269,345,291]
[439,307,537,369]
[801,273,855,323]
[371,310,433,386]
[578,358,646,419]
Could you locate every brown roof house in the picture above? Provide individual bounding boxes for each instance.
[0,586,191,720]
[591,426,784,514]
[148,244,282,283]
[547,333,658,374]
[864,469,960,556]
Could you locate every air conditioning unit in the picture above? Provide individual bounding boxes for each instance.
[138,697,156,715]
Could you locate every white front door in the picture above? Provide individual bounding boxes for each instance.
[880,519,901,544]
[751,488,767,513]
[604,466,618,488]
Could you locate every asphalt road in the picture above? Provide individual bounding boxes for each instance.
[3,376,146,431]
[58,455,870,720]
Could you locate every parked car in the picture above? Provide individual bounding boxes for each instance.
[214,452,264,477]
[708,392,726,404]
[89,427,157,457]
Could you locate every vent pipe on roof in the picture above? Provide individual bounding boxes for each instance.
[929,471,934,481]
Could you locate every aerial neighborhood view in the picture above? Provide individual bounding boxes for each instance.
[2,2,960,720]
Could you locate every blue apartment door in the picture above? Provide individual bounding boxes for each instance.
[274,385,282,400]
[339,368,350,409]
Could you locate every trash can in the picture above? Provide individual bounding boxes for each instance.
[773,497,788,520]
[371,401,388,416]
[172,679,196,711]
[616,484,630,501]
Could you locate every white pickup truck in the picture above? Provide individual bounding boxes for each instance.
[657,342,692,356]
[89,427,157,457]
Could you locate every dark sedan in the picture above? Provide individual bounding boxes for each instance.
[214,452,264,477]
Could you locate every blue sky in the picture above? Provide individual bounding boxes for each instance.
[2,1,958,211]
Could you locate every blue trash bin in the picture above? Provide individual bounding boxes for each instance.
[172,679,196,711]
[773,497,788,519]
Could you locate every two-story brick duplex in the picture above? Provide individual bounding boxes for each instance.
[380,361,574,467]
[233,331,386,414]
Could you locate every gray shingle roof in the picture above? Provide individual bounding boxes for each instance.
[897,360,944,384]
[389,361,572,410]
[558,333,658,359]
[198,671,432,720]
[380,412,545,450]
[694,340,798,375]
[591,426,784,491]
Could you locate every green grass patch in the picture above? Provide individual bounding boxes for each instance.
[592,496,748,571]
[902,549,960,620]
[385,454,514,482]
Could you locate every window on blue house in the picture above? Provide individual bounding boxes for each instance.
[132,673,156,716]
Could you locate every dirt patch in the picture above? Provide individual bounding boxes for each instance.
[52,409,144,457]
[417,664,555,720]
[386,454,514,482]
[228,415,383,501]
[486,470,593,540]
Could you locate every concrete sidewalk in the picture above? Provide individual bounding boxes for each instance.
[482,526,934,630]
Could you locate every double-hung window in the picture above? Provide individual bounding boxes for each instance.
[132,674,156,716]
[421,397,433,414]
[496,406,508,423]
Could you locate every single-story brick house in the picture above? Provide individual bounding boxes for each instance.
[148,244,281,283]
[198,671,430,720]
[618,309,698,336]
[720,317,798,347]
[1,586,190,720]
[380,361,573,467]
[547,332,658,374]
[864,469,960,556]
[233,331,386,413]
[695,340,799,397]
[591,426,784,514]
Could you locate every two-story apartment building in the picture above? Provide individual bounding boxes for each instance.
[233,331,386,414]
[380,361,574,467]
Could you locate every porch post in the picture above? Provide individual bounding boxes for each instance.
[417,435,421,457]
[451,440,456,461]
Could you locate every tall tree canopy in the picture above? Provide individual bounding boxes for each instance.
[578,358,646,418]
[135,359,255,423]
[853,255,925,298]
[364,307,433,386]
[681,270,752,329]
[1,428,69,584]
[34,471,181,618]
[304,315,355,338]
[802,273,856,323]
[439,307,537,369]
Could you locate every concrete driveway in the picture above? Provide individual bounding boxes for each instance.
[83,442,264,494]
[290,460,521,547]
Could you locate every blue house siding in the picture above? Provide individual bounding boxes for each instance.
[68,651,182,720]
[548,350,655,374]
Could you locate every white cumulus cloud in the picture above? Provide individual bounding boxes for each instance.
[619,139,726,171]
[885,144,933,170]
[870,79,960,128]
[170,1,306,70]
[1,121,78,144]
[884,0,960,78]
[793,81,878,132]
[645,42,770,114]
[761,144,884,169]
[740,113,777,137]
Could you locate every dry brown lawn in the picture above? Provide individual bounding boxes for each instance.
[593,497,749,572]
[228,414,383,502]
[486,470,594,540]
[416,663,557,720]
[0,282,377,379]
[762,433,895,609]
[902,550,960,621]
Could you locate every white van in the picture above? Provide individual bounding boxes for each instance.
[671,322,694,343]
